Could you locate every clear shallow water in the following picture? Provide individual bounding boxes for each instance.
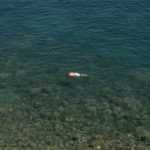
[0,0,150,149]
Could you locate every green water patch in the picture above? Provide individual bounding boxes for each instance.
[0,55,150,149]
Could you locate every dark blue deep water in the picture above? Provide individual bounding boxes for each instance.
[0,0,150,149]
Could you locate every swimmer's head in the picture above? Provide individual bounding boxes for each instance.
[69,72,75,76]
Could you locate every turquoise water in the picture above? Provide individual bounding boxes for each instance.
[0,0,150,149]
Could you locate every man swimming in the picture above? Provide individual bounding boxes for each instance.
[68,72,88,77]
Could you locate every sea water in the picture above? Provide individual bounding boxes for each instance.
[0,0,150,149]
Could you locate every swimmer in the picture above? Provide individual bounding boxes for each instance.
[68,72,88,77]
